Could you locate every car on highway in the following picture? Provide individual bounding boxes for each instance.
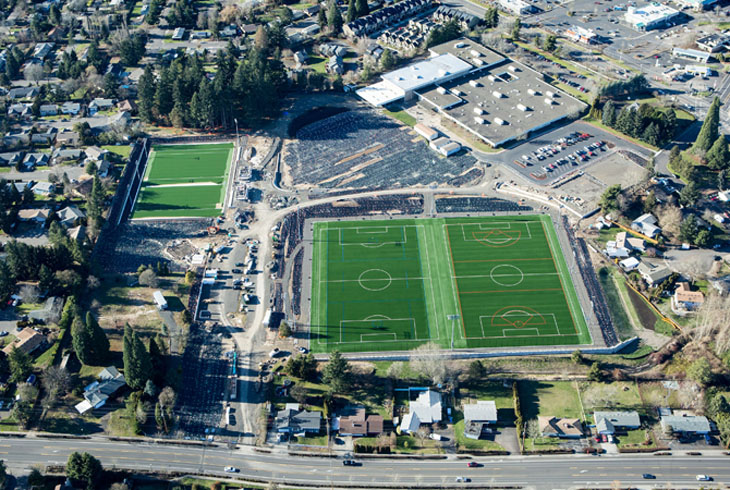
[642,474,655,479]
[696,475,712,481]
[466,461,480,468]
[455,477,471,482]
[224,466,239,473]
[343,459,361,466]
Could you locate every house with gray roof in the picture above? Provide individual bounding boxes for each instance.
[0,151,24,166]
[660,414,710,435]
[75,366,127,414]
[631,213,661,238]
[593,411,641,435]
[637,260,672,286]
[52,148,83,164]
[7,86,39,100]
[275,407,322,434]
[463,400,498,440]
[32,181,55,196]
[61,102,82,115]
[40,104,58,116]
[57,205,85,227]
[23,152,50,170]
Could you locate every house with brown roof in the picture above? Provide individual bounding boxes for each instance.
[337,407,384,437]
[671,282,705,314]
[2,327,46,356]
[18,208,50,223]
[538,416,584,439]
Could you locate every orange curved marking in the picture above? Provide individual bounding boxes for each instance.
[491,306,546,329]
[471,229,521,248]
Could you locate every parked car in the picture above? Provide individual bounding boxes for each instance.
[455,477,471,482]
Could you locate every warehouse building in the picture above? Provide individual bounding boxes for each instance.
[624,3,681,31]
[358,38,585,148]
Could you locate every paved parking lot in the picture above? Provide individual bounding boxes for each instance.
[488,120,652,185]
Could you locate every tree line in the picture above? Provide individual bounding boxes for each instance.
[601,100,678,148]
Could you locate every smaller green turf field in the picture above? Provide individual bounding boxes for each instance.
[132,143,233,219]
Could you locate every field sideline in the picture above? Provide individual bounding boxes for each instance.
[310,216,591,354]
[132,143,233,219]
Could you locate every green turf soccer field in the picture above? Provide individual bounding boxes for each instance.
[132,143,233,219]
[310,215,591,353]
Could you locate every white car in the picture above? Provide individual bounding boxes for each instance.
[269,348,280,358]
[298,347,308,354]
[696,475,712,481]
[455,476,471,482]
[224,466,239,473]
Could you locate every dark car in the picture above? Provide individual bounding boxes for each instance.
[343,460,361,466]
[467,462,480,468]
[642,474,656,479]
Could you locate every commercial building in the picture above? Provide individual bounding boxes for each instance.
[684,65,712,77]
[564,26,598,44]
[624,3,681,31]
[358,38,585,147]
[498,0,533,15]
[673,47,712,63]
[673,0,719,10]
[696,33,730,53]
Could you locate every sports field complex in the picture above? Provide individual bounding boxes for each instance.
[309,215,591,354]
[132,143,233,219]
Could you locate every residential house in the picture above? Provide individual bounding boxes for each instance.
[326,56,344,75]
[18,208,50,222]
[23,152,50,170]
[57,205,86,227]
[432,5,481,30]
[32,42,55,60]
[97,160,113,178]
[220,24,240,37]
[7,86,39,100]
[593,411,641,435]
[31,127,58,145]
[55,129,80,147]
[637,260,672,286]
[538,416,584,438]
[400,389,442,433]
[463,400,497,440]
[619,256,640,272]
[74,366,127,414]
[293,50,308,68]
[47,26,68,42]
[32,181,55,196]
[116,99,136,113]
[84,146,108,162]
[671,282,705,313]
[52,148,83,164]
[660,414,711,435]
[241,24,258,35]
[7,103,32,119]
[275,405,322,434]
[2,327,46,356]
[67,224,86,242]
[61,102,82,115]
[109,110,131,128]
[337,407,385,437]
[89,98,114,114]
[343,0,433,39]
[631,213,661,238]
[28,296,64,323]
[0,151,24,167]
[40,104,58,116]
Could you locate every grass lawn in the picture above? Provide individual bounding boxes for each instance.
[0,416,19,432]
[292,435,328,446]
[519,380,583,420]
[133,184,222,218]
[597,267,637,339]
[578,381,642,413]
[459,381,516,424]
[0,334,16,348]
[288,1,315,8]
[102,145,132,159]
[0,167,11,173]
[638,381,684,409]
[395,435,443,454]
[522,436,560,451]
[617,428,656,449]
[311,216,590,354]
[453,411,506,451]
[383,108,416,127]
[306,55,327,74]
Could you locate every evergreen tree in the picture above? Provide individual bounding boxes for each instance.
[643,122,661,147]
[58,295,78,330]
[380,48,396,70]
[679,215,699,243]
[718,169,729,190]
[318,6,328,29]
[346,0,357,22]
[327,0,343,34]
[137,65,156,123]
[355,0,369,17]
[601,100,616,126]
[66,452,102,490]
[87,176,106,234]
[693,96,720,153]
[589,96,601,119]
[544,34,557,52]
[86,312,109,364]
[510,18,521,41]
[123,325,152,389]
[706,135,729,170]
[484,7,499,28]
[0,261,12,304]
[322,350,351,392]
[38,264,57,295]
[679,181,700,207]
[72,315,93,365]
[148,336,165,385]
[8,346,32,383]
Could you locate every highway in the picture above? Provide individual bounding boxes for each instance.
[2,436,730,488]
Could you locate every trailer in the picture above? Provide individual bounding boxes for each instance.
[263,308,272,327]
[153,291,168,310]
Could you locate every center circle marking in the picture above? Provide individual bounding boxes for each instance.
[358,269,393,291]
[490,264,524,287]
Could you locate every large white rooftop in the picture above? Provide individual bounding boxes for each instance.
[381,53,472,93]
[625,3,679,25]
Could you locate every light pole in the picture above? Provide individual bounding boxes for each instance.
[234,118,240,149]
[447,314,460,350]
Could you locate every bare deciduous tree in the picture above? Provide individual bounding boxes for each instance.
[24,63,44,85]
[42,365,71,408]
[138,269,158,288]
[19,284,40,305]
[656,205,682,239]
[409,343,449,385]
[386,361,407,381]
[694,294,730,355]
[158,386,176,410]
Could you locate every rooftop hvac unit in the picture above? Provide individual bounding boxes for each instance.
[509,65,518,72]
[469,80,481,87]
[452,89,463,96]
[492,91,503,98]
[546,90,556,98]
[474,116,486,124]
[436,86,447,94]
[470,49,481,57]
[472,58,484,66]
[544,97,554,105]
[473,107,485,115]
[488,75,496,82]
[517,103,529,111]
[455,42,466,48]
[494,117,506,125]
[528,88,538,95]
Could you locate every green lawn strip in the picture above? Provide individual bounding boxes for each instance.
[453,410,506,451]
[519,380,582,420]
[292,435,329,446]
[383,109,416,127]
[0,416,19,432]
[306,55,327,74]
[611,269,644,328]
[596,268,635,339]
[540,214,591,344]
[522,437,560,451]
[622,344,654,360]
[395,435,442,454]
[102,145,132,159]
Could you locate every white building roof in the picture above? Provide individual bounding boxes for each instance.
[464,400,497,423]
[356,81,405,107]
[625,3,679,26]
[409,389,442,424]
[381,53,472,93]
